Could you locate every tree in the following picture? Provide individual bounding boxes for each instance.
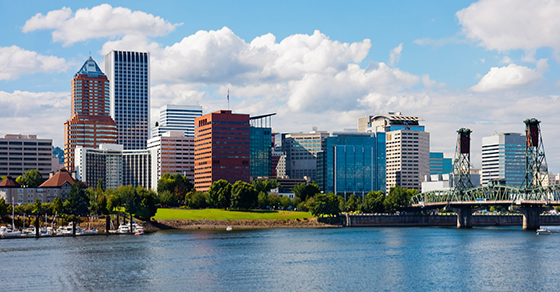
[292,182,321,201]
[344,194,360,212]
[257,191,269,208]
[280,195,291,209]
[117,185,141,232]
[252,179,280,193]
[384,186,415,213]
[135,186,159,220]
[158,190,176,207]
[51,196,63,216]
[308,193,340,217]
[22,169,44,188]
[97,194,109,215]
[230,181,258,209]
[361,191,385,213]
[32,198,43,215]
[65,182,90,236]
[157,173,194,205]
[15,176,23,184]
[185,191,209,209]
[0,197,8,216]
[207,180,232,208]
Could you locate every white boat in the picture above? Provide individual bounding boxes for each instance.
[133,224,144,235]
[118,224,131,233]
[226,226,233,231]
[57,224,83,235]
[537,228,551,235]
[0,226,21,238]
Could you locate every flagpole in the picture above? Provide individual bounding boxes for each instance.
[227,89,230,110]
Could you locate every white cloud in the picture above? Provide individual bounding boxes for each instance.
[470,59,547,92]
[389,43,403,66]
[22,4,178,46]
[0,46,68,80]
[0,91,69,146]
[457,0,560,60]
[501,56,512,64]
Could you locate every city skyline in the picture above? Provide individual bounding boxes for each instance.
[2,1,560,171]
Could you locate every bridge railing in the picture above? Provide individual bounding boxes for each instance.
[410,184,560,206]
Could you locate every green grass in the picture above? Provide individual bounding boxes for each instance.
[153,208,314,220]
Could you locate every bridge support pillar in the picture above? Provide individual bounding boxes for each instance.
[454,206,473,228]
[512,205,548,230]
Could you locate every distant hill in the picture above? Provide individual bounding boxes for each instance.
[52,146,64,164]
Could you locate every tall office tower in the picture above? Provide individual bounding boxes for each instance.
[359,112,429,192]
[0,134,52,179]
[316,132,386,196]
[249,114,274,179]
[283,131,330,181]
[75,144,155,190]
[147,131,195,188]
[481,133,525,186]
[152,105,202,138]
[64,57,117,171]
[429,152,453,175]
[105,50,150,150]
[194,110,250,191]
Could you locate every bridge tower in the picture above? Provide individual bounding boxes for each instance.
[453,128,473,193]
[523,118,547,189]
[452,128,474,228]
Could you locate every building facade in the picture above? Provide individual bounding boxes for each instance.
[0,169,76,205]
[151,105,202,138]
[283,131,330,182]
[105,50,150,150]
[0,134,52,180]
[481,133,525,186]
[194,110,250,191]
[429,152,453,175]
[317,132,386,195]
[64,57,118,171]
[359,112,429,192]
[249,114,274,179]
[75,144,155,190]
[147,131,195,189]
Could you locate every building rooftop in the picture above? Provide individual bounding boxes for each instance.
[0,176,21,188]
[75,56,105,78]
[39,168,76,188]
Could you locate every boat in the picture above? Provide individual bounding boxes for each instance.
[118,224,131,234]
[226,226,233,231]
[133,224,144,235]
[537,228,551,235]
[0,225,21,238]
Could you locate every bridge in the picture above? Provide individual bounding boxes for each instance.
[410,119,557,229]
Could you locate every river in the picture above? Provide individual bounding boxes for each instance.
[1,226,560,291]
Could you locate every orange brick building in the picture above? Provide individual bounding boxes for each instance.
[194,110,250,191]
[64,57,117,171]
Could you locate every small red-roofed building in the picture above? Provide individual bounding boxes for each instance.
[0,169,77,205]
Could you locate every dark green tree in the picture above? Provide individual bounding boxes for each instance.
[65,182,90,236]
[97,194,108,215]
[22,169,44,187]
[308,193,340,217]
[185,191,209,209]
[117,185,140,232]
[344,194,360,212]
[207,179,232,208]
[384,186,416,213]
[252,179,280,193]
[0,197,8,216]
[32,198,43,215]
[361,191,385,213]
[51,196,63,216]
[257,191,269,208]
[135,186,159,220]
[280,195,291,209]
[158,190,176,207]
[292,182,321,201]
[157,173,194,205]
[230,181,258,209]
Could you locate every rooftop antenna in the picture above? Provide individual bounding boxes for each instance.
[227,89,230,110]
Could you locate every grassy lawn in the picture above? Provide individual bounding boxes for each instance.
[153,208,314,220]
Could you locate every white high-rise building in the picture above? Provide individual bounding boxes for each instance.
[151,105,202,138]
[105,50,150,150]
[0,134,52,180]
[75,144,156,190]
[481,133,525,186]
[359,113,429,192]
[147,131,195,189]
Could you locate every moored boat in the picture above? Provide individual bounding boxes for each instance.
[537,228,551,235]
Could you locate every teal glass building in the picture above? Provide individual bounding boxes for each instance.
[317,132,385,196]
[249,114,274,178]
[429,152,453,175]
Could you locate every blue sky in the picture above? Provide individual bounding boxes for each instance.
[1,0,560,171]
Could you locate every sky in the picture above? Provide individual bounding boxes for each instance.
[1,0,560,171]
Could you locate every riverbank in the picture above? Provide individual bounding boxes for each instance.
[144,217,340,231]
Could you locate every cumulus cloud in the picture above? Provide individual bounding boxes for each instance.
[389,43,403,66]
[22,4,178,46]
[457,0,560,60]
[0,91,69,145]
[470,59,547,92]
[0,46,68,80]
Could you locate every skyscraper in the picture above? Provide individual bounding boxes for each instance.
[194,110,250,191]
[481,133,525,186]
[105,50,150,150]
[64,57,117,171]
[359,112,429,192]
[249,113,275,179]
[283,131,330,181]
[151,105,203,138]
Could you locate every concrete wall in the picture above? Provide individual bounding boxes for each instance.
[345,214,560,227]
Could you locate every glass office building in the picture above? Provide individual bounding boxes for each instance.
[429,152,453,175]
[151,105,202,138]
[105,50,150,150]
[317,132,385,196]
[481,133,525,186]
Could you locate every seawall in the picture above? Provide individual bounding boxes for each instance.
[345,214,560,227]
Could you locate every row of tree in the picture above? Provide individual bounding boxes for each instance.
[1,169,45,188]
